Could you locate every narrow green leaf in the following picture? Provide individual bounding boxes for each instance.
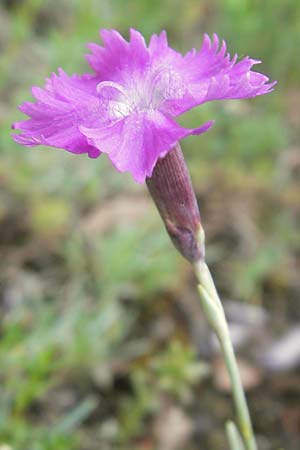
[226,421,246,450]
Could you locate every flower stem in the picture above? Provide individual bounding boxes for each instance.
[194,259,257,450]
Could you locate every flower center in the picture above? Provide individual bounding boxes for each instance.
[97,81,133,119]
[96,69,185,120]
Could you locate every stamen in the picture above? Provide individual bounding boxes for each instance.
[96,81,130,100]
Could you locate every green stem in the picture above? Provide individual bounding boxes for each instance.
[194,260,257,450]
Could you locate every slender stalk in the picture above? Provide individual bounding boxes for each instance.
[220,332,256,450]
[145,142,257,450]
[194,259,257,450]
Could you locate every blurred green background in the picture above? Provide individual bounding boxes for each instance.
[0,1,300,449]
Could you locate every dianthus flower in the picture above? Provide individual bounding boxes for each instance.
[12,29,275,183]
[12,30,275,446]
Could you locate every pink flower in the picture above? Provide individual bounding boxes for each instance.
[12,29,275,183]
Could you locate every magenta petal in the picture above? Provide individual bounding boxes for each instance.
[150,34,275,115]
[12,70,101,157]
[180,35,276,106]
[80,113,213,183]
[148,30,169,57]
[86,30,129,78]
[86,28,149,82]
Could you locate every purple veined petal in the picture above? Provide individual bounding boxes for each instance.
[86,30,129,78]
[18,100,71,119]
[47,69,100,107]
[185,36,276,103]
[80,112,214,183]
[148,30,182,65]
[12,114,100,158]
[151,34,276,115]
[12,134,41,147]
[144,33,231,116]
[12,128,100,159]
[86,28,149,82]
[190,33,233,78]
[128,28,149,65]
[148,30,169,56]
[12,70,102,157]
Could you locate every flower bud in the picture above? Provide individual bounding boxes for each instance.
[146,143,205,262]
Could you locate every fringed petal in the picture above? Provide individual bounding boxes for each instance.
[80,112,213,183]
